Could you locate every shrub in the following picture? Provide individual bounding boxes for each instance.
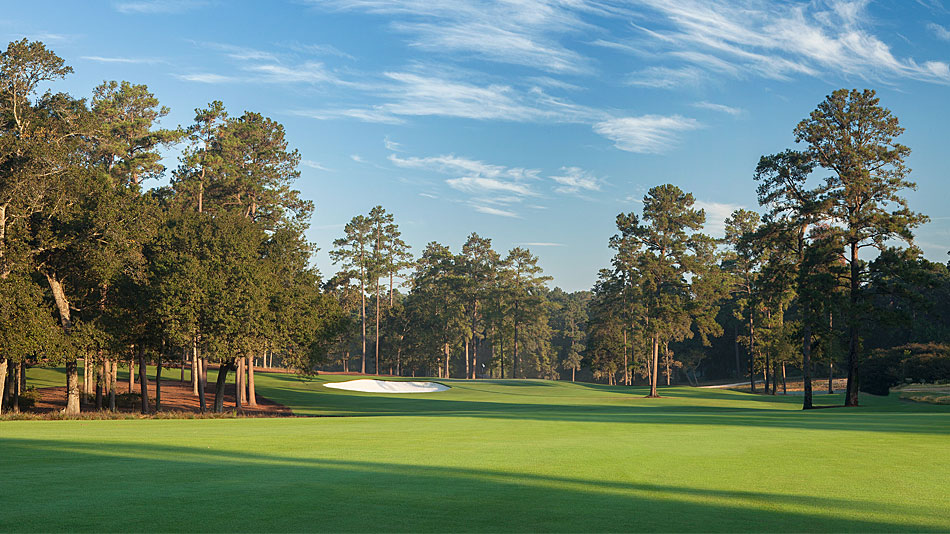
[17,386,40,411]
[861,344,950,395]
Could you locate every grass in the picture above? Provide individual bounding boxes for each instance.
[894,383,950,405]
[2,371,949,532]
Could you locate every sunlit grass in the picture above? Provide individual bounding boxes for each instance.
[2,371,948,532]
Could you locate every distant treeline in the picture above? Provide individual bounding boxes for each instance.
[1,40,948,416]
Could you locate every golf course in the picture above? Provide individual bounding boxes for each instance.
[2,370,948,532]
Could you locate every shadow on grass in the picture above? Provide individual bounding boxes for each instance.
[1,437,945,533]
[255,375,950,436]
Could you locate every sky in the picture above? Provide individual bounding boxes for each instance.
[5,0,950,291]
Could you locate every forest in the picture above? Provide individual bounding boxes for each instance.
[2,39,949,415]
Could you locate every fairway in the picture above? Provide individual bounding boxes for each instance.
[2,374,949,532]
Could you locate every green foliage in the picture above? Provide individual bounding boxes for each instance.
[862,344,950,395]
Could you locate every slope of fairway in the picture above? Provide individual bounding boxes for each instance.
[2,373,949,532]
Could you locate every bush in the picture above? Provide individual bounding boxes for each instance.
[861,344,950,395]
[17,386,40,411]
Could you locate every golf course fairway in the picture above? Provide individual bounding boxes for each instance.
[2,372,948,532]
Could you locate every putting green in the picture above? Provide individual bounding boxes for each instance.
[1,371,948,532]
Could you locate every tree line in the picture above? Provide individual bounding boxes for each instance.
[2,39,947,415]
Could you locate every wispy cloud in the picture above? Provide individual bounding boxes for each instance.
[114,0,207,14]
[929,22,950,41]
[174,73,236,83]
[389,153,540,181]
[626,66,706,88]
[593,115,701,154]
[694,200,747,237]
[313,0,598,73]
[473,205,520,218]
[81,55,163,64]
[620,0,950,85]
[549,166,603,194]
[447,177,536,197]
[383,137,402,152]
[301,160,332,171]
[692,101,743,115]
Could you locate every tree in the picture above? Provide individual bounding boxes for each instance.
[794,89,928,406]
[331,216,372,374]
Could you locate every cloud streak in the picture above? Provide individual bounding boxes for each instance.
[593,115,701,154]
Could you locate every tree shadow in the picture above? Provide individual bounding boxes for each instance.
[1,437,945,533]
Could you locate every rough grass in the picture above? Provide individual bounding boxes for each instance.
[894,383,950,405]
[2,371,948,532]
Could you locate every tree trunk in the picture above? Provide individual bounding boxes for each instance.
[464,339,470,380]
[828,362,834,394]
[571,367,575,382]
[11,362,20,413]
[749,312,757,393]
[0,358,7,413]
[155,356,163,412]
[45,272,79,414]
[845,242,860,407]
[108,359,116,412]
[802,322,814,409]
[236,357,245,409]
[360,250,367,375]
[514,301,520,379]
[213,360,234,413]
[96,357,104,410]
[771,361,778,395]
[622,328,629,386]
[649,335,659,397]
[191,342,199,395]
[781,362,787,395]
[734,323,741,378]
[197,357,207,413]
[444,342,450,379]
[180,348,186,382]
[129,357,135,393]
[138,347,149,415]
[247,353,257,407]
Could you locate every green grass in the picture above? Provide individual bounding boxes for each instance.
[2,371,949,532]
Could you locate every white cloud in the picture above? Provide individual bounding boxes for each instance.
[473,205,521,218]
[929,22,950,41]
[81,56,162,64]
[447,177,536,196]
[626,0,950,85]
[350,154,366,163]
[593,115,701,154]
[313,0,597,73]
[114,0,207,14]
[694,200,747,237]
[389,153,540,182]
[174,73,236,83]
[692,101,743,115]
[383,137,402,152]
[301,160,331,171]
[626,66,706,88]
[549,166,603,194]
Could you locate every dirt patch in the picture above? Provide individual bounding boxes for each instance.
[30,376,293,416]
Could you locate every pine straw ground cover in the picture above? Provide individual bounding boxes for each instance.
[1,372,948,532]
[894,383,950,405]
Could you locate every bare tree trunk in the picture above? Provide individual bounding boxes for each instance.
[649,335,659,398]
[213,360,234,413]
[514,301,520,379]
[96,356,104,410]
[108,359,117,412]
[444,342,450,378]
[623,328,629,386]
[845,242,860,407]
[734,323,741,378]
[247,353,257,407]
[749,313,757,393]
[571,367,575,382]
[11,362,20,413]
[236,357,245,409]
[129,357,134,393]
[180,348,186,382]
[45,272,79,414]
[197,357,207,413]
[0,358,6,413]
[155,356,163,412]
[464,339,470,380]
[138,346,149,414]
[829,362,834,394]
[191,343,198,395]
[781,362,787,395]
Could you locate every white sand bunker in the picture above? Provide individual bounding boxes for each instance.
[324,379,450,394]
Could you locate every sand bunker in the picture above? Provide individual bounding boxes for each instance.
[324,379,450,393]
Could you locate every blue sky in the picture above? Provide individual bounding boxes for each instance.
[6,0,950,291]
